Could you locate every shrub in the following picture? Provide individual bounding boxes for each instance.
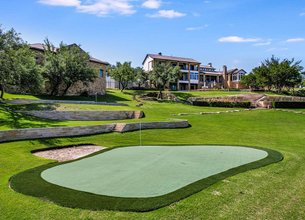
[273,101,305,108]
[192,101,251,108]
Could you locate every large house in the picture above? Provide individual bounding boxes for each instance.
[200,64,247,89]
[142,53,247,90]
[30,43,109,95]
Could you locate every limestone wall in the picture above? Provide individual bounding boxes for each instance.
[0,124,116,143]
[115,121,189,132]
[0,120,189,143]
[7,99,127,106]
[19,110,144,121]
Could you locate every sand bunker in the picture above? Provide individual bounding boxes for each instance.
[33,145,106,162]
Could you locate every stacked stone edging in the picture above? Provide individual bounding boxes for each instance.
[0,124,116,143]
[0,120,189,143]
[18,110,144,121]
[7,99,127,106]
[115,121,189,133]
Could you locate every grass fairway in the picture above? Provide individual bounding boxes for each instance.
[1,90,305,219]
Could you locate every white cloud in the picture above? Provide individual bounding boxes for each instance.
[300,12,305,16]
[147,10,186,18]
[186,25,208,31]
[218,36,261,43]
[38,0,135,16]
[286,38,305,43]
[38,0,80,7]
[266,47,288,52]
[204,0,211,3]
[142,0,161,9]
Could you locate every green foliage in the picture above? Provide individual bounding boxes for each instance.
[109,62,135,91]
[272,101,305,108]
[59,43,96,95]
[149,62,181,98]
[244,56,304,93]
[192,101,251,108]
[134,67,148,88]
[241,73,260,90]
[43,39,64,96]
[43,39,96,96]
[0,25,43,98]
[15,46,44,94]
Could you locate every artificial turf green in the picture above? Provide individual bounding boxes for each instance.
[10,145,282,212]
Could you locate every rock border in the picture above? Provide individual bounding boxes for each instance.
[18,110,144,121]
[0,120,189,143]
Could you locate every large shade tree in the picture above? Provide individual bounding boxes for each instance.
[0,26,43,99]
[242,56,304,92]
[43,39,96,96]
[148,62,181,99]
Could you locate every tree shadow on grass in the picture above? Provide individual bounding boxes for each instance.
[34,91,130,103]
[0,104,65,130]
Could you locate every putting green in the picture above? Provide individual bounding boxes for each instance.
[41,145,268,198]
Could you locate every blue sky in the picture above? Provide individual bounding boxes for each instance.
[1,0,305,71]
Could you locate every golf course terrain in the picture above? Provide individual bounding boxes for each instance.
[1,90,305,219]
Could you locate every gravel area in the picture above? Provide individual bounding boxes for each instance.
[33,145,106,162]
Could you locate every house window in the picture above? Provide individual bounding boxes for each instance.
[190,72,198,80]
[99,69,104,77]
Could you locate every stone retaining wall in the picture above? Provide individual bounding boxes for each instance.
[7,99,127,106]
[0,120,189,143]
[115,121,189,133]
[0,124,116,143]
[19,110,144,121]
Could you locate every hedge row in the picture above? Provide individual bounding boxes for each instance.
[192,101,251,108]
[273,101,305,108]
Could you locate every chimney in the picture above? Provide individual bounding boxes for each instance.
[208,63,212,67]
[158,52,162,56]
[223,65,227,75]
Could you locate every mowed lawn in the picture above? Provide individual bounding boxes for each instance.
[1,90,305,219]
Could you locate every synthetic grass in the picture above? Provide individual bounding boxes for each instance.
[10,145,282,212]
[1,90,305,219]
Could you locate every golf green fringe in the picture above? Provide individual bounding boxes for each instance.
[9,145,283,212]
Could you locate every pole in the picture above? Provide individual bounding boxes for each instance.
[139,121,142,146]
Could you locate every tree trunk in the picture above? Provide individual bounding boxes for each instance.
[158,90,163,100]
[0,84,4,100]
[120,82,125,92]
[62,83,72,96]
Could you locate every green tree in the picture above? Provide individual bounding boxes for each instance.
[109,62,135,92]
[43,39,96,96]
[14,47,44,94]
[241,73,259,91]
[148,62,181,99]
[0,26,43,99]
[59,43,96,95]
[42,39,63,96]
[248,56,304,93]
[135,67,148,88]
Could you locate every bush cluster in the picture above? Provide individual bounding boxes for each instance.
[273,101,305,108]
[192,101,251,108]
